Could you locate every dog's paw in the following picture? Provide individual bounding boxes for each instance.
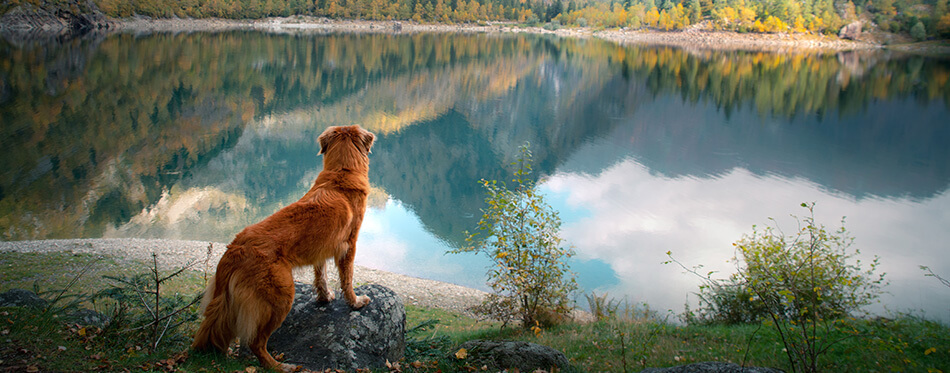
[349,295,371,309]
[278,363,300,373]
[316,291,336,303]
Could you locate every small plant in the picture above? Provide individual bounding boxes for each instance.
[920,265,949,289]
[585,291,621,321]
[404,319,453,362]
[451,142,577,329]
[95,253,202,354]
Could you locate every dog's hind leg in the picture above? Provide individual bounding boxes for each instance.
[243,264,297,372]
[313,260,336,302]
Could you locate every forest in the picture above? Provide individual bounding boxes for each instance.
[1,0,947,39]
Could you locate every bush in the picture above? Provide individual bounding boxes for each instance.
[910,21,926,40]
[577,17,588,27]
[669,203,887,372]
[543,19,561,30]
[526,14,540,25]
[451,143,576,329]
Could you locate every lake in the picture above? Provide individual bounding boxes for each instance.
[2,30,949,322]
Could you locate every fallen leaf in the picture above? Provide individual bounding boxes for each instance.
[78,327,87,337]
[455,348,468,360]
[410,361,423,368]
[924,347,936,355]
[26,366,40,372]
[245,367,258,373]
[58,346,67,351]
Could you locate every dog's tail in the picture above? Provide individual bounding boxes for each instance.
[191,274,237,352]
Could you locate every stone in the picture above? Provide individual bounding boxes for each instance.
[838,21,862,40]
[66,308,111,328]
[640,362,783,373]
[0,288,49,309]
[452,340,570,372]
[269,283,405,371]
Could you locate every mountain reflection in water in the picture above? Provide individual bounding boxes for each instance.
[1,31,948,321]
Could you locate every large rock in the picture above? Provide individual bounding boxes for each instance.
[641,362,783,373]
[452,340,570,372]
[838,21,862,40]
[0,289,109,327]
[0,288,48,309]
[269,283,405,371]
[0,0,110,34]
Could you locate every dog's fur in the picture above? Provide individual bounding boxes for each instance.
[191,125,376,372]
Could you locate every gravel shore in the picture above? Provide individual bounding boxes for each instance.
[0,238,488,316]
[104,16,879,53]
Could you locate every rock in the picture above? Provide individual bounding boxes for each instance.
[452,340,570,372]
[0,288,49,309]
[269,283,405,371]
[0,0,110,35]
[66,308,110,328]
[839,21,862,40]
[640,362,783,373]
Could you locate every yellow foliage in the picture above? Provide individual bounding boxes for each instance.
[938,13,950,35]
[645,8,660,28]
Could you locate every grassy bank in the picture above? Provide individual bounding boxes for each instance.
[2,251,948,372]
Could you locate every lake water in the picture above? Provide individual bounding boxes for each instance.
[2,31,949,322]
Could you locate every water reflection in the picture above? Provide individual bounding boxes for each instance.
[2,31,949,321]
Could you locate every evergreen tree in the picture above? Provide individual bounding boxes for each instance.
[546,0,563,20]
[660,0,674,11]
[688,0,702,22]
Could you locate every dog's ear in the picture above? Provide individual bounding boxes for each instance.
[317,127,337,155]
[360,130,375,154]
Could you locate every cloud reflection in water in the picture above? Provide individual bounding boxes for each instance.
[544,156,950,322]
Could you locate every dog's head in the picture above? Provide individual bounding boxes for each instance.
[317,125,376,165]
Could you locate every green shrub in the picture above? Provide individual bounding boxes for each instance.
[526,14,540,25]
[911,21,926,40]
[451,143,577,329]
[669,203,888,372]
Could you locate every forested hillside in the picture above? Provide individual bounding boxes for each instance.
[1,0,948,39]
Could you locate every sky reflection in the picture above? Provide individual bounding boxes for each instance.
[544,156,950,322]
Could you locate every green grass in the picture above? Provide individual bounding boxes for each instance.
[0,251,207,305]
[2,251,949,372]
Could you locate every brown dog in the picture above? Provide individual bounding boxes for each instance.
[191,125,376,372]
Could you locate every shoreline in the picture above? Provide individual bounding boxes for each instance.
[93,16,881,54]
[0,238,489,317]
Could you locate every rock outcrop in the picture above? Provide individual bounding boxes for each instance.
[839,21,862,40]
[268,283,405,371]
[451,340,571,372]
[0,0,110,36]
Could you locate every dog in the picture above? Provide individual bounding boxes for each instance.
[191,125,376,372]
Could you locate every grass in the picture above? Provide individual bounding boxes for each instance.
[2,251,949,372]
